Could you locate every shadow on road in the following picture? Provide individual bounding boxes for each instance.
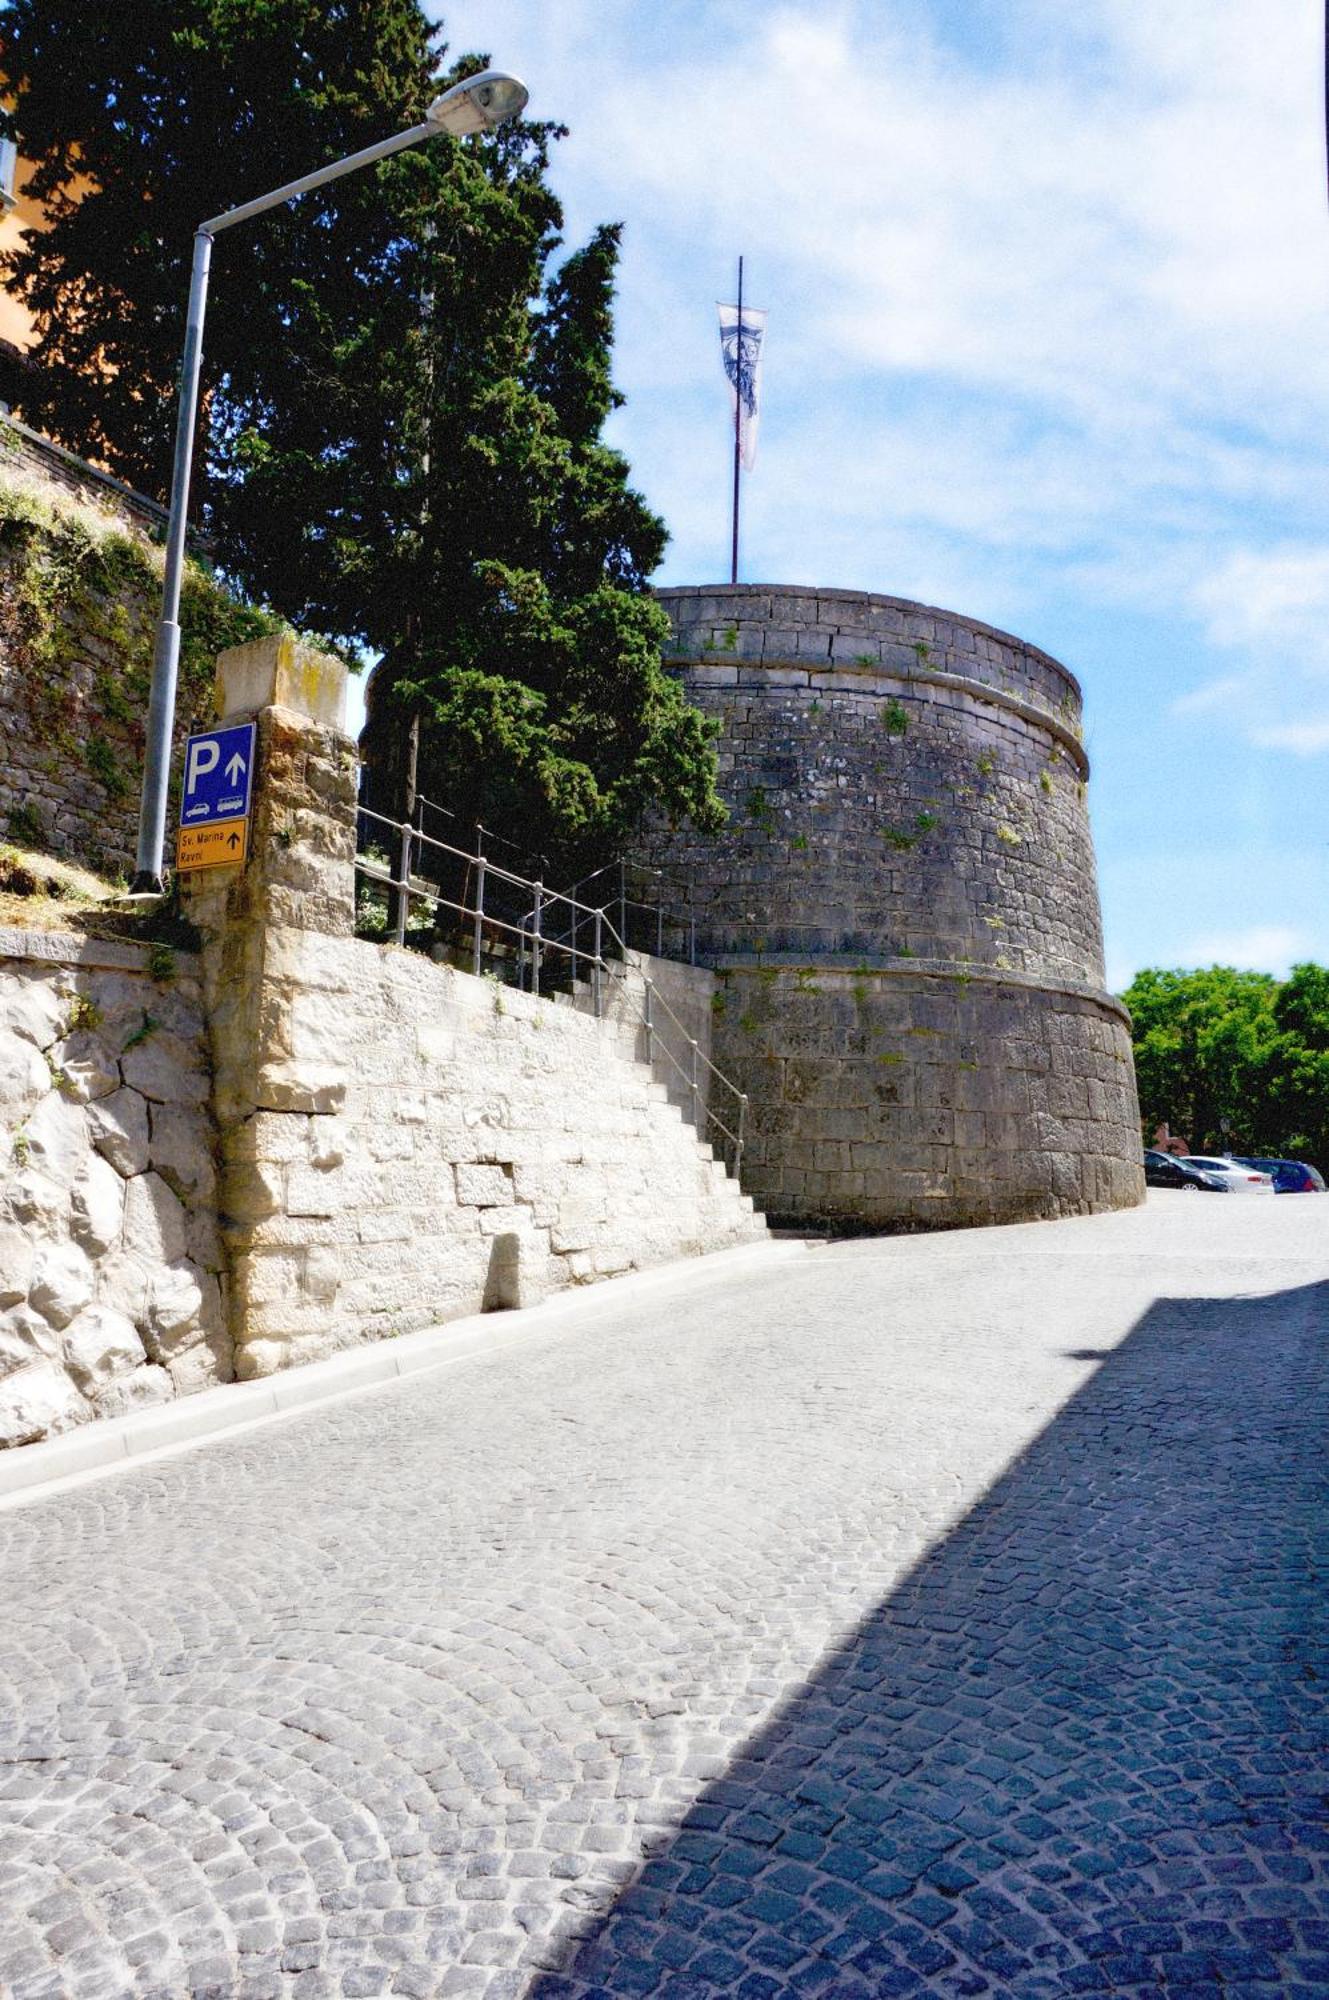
[533,1280,1329,1998]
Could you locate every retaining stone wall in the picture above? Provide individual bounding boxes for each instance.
[638,584,1143,1228]
[182,642,762,1386]
[213,930,761,1380]
[0,418,268,877]
[0,931,229,1445]
[0,415,167,537]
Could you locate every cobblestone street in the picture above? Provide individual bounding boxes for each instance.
[1,1195,1326,1999]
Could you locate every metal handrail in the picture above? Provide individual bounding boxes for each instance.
[411,790,529,861]
[355,810,747,1173]
[357,806,611,1007]
[595,906,748,1169]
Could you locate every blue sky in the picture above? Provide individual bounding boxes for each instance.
[398,0,1329,991]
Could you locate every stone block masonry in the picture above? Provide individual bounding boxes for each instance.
[0,633,761,1445]
[182,635,762,1384]
[0,930,229,1446]
[0,416,279,879]
[639,584,1144,1228]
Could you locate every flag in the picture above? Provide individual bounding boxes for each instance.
[718,301,766,470]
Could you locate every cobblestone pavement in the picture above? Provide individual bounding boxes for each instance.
[1,1195,1326,2000]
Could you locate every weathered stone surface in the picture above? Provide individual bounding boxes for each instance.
[0,1166,65,1231]
[89,1361,173,1419]
[119,1028,211,1106]
[166,1328,231,1394]
[216,629,348,731]
[122,1172,189,1268]
[0,1356,86,1444]
[0,966,70,1049]
[28,1241,94,1330]
[0,1303,60,1372]
[0,1220,33,1306]
[642,584,1143,1228]
[0,1026,50,1129]
[147,1100,215,1202]
[255,1060,346,1115]
[143,1263,205,1356]
[47,1029,119,1103]
[20,1089,88,1189]
[455,1162,514,1207]
[86,1087,150,1176]
[96,1251,150,1331]
[69,1152,125,1256]
[1,934,217,1447]
[62,1303,146,1391]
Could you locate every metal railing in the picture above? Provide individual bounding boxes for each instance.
[636,962,747,1170]
[357,805,612,1010]
[354,810,747,1172]
[517,857,697,969]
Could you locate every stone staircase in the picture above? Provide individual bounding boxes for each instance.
[554,954,752,1186]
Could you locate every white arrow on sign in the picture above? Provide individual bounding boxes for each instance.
[225,752,247,784]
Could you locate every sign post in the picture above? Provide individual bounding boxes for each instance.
[175,721,255,871]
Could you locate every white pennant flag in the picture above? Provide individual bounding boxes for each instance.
[718,300,766,470]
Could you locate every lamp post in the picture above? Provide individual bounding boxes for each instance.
[130,69,529,894]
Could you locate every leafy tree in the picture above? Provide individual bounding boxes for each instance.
[1121,963,1329,1166]
[1265,965,1329,1165]
[1,0,723,877]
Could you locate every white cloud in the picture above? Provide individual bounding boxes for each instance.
[1174,925,1309,975]
[1175,548,1329,752]
[1193,550,1329,654]
[1251,720,1329,756]
[437,0,1329,761]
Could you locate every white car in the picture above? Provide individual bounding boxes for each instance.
[1182,1156,1275,1193]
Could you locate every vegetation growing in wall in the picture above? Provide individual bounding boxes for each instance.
[0,469,283,835]
[883,811,939,852]
[744,786,777,832]
[882,700,909,736]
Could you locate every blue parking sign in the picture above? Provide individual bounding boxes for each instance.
[180,722,255,826]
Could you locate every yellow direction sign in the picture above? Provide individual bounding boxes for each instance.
[176,817,248,871]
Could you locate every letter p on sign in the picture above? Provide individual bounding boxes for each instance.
[185,738,219,793]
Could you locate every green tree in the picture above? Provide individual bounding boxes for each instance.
[1121,966,1281,1153]
[1265,964,1329,1165]
[0,0,436,497]
[1122,962,1329,1166]
[2,1,723,875]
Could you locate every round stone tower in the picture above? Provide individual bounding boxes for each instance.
[638,584,1143,1229]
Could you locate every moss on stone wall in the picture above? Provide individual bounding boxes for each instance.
[0,462,285,876]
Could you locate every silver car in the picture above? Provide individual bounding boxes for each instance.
[1182,1156,1275,1193]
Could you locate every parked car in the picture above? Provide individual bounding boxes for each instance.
[1181,1156,1275,1192]
[1143,1150,1229,1191]
[1231,1156,1326,1194]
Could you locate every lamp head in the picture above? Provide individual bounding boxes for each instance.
[426,69,529,137]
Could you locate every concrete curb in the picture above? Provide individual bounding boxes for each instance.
[0,1237,814,1511]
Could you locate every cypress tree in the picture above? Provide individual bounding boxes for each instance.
[2,1,723,876]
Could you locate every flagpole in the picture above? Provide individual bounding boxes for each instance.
[730,255,743,586]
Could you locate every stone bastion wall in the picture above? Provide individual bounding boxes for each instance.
[636,584,1144,1229]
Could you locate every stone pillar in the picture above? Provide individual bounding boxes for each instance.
[180,633,358,1377]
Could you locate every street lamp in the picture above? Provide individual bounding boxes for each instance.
[130,69,529,894]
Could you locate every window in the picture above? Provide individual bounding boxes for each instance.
[0,137,17,210]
